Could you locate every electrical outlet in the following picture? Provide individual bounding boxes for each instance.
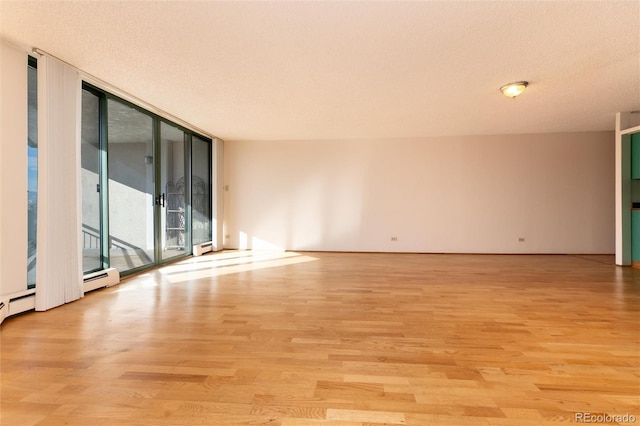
[518,237,525,242]
[391,237,398,242]
[225,234,230,239]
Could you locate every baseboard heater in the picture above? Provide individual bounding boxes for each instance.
[193,241,214,256]
[0,291,36,326]
[83,268,120,292]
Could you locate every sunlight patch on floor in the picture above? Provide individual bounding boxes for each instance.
[159,250,318,283]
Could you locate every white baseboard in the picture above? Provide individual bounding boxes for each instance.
[193,241,214,256]
[83,268,120,292]
[0,301,7,325]
[0,268,121,325]
[9,295,35,316]
[0,291,36,325]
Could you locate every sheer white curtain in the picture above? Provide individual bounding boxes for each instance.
[35,55,83,311]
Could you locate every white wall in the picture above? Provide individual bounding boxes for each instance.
[224,132,614,254]
[0,41,28,297]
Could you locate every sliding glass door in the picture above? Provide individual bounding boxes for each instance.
[107,98,155,272]
[81,83,213,276]
[81,89,103,273]
[159,122,188,261]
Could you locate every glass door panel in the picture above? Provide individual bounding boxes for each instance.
[160,122,187,261]
[81,83,214,276]
[81,89,102,273]
[192,136,212,245]
[107,99,155,273]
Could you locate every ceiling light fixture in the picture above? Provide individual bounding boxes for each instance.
[500,81,528,98]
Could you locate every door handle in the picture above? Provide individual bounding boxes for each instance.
[154,193,166,207]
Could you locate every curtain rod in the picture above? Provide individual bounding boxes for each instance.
[31,47,219,142]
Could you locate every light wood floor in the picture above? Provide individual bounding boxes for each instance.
[1,251,639,425]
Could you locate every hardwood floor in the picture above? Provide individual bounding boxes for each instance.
[1,251,639,425]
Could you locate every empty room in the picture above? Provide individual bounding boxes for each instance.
[1,1,639,425]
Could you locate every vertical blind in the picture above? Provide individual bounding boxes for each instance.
[35,55,83,311]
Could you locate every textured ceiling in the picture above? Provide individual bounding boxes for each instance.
[2,1,639,141]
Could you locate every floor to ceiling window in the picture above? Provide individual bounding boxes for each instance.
[192,135,212,246]
[81,87,103,273]
[27,56,37,288]
[81,83,213,276]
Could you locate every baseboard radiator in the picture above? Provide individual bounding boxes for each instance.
[83,268,120,293]
[0,269,120,326]
[193,241,214,256]
[0,291,36,326]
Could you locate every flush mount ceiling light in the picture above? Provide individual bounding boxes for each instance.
[500,81,528,98]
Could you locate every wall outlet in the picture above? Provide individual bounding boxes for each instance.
[225,234,230,239]
[391,237,398,242]
[518,237,525,242]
